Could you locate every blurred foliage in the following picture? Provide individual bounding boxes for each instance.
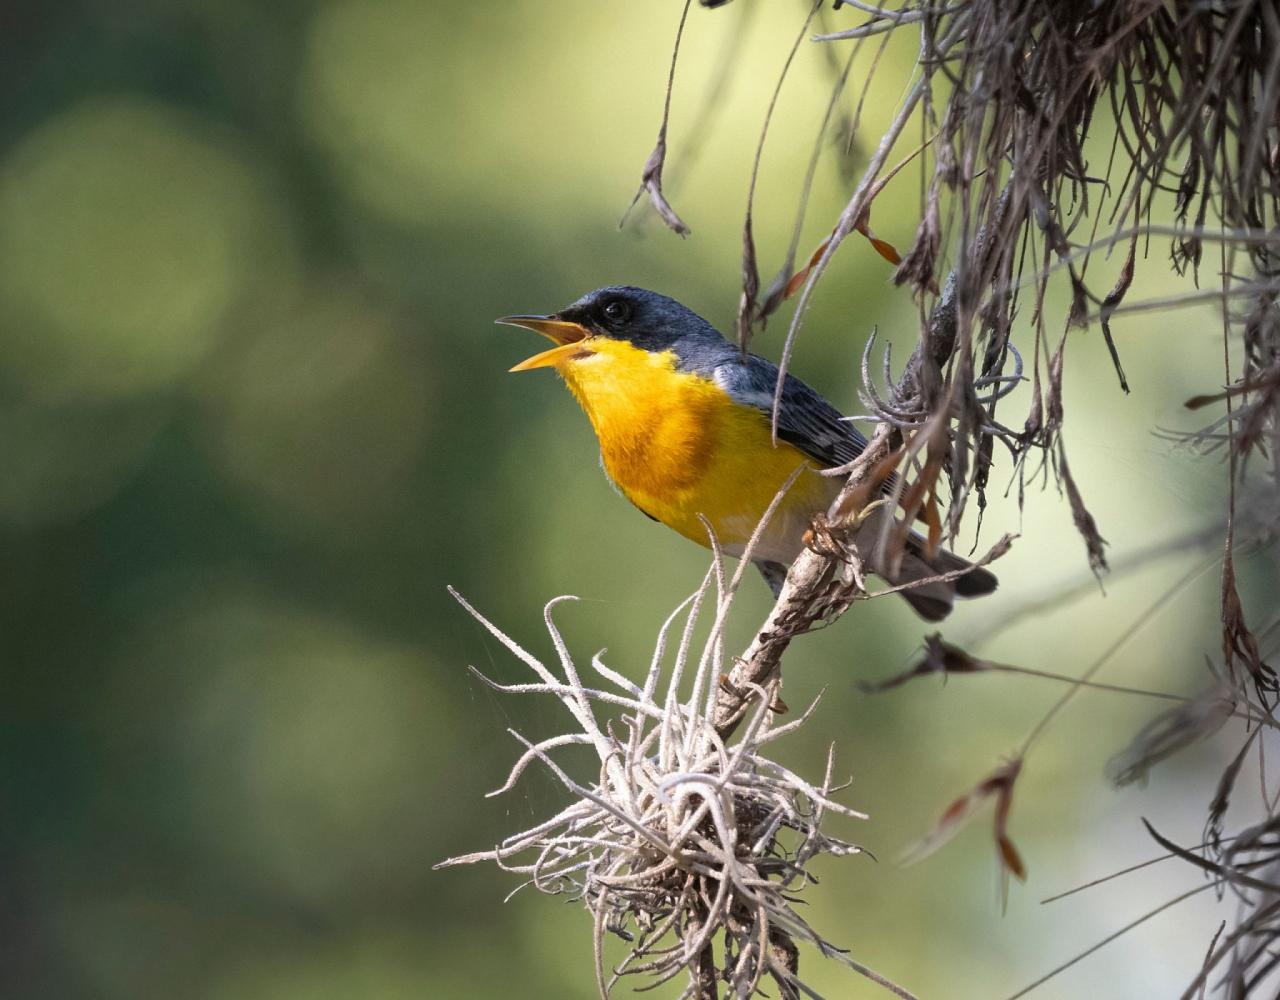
[0,2,1274,998]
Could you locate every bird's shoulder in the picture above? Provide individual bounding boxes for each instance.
[701,350,870,470]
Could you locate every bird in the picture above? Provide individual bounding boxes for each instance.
[498,286,996,620]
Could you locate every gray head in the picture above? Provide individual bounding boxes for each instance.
[555,286,731,358]
[498,286,736,374]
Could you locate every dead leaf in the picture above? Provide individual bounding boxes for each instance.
[1098,232,1136,393]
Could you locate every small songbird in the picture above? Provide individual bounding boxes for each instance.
[499,286,995,620]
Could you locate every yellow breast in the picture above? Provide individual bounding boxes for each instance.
[555,339,839,564]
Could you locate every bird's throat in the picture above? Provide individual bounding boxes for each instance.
[557,341,720,499]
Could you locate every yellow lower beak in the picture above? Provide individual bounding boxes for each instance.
[496,315,592,372]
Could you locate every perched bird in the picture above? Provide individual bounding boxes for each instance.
[499,286,995,620]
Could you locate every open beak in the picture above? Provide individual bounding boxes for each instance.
[496,315,592,372]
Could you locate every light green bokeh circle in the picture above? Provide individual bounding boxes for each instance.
[0,96,286,400]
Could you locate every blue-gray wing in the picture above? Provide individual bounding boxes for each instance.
[712,354,869,469]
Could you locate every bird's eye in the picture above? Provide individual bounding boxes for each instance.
[603,299,631,325]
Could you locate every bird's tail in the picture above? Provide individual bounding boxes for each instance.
[757,560,789,599]
[753,530,997,621]
[892,537,997,622]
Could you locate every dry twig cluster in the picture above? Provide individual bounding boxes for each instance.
[440,559,913,998]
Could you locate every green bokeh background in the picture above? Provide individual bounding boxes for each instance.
[3,2,1275,998]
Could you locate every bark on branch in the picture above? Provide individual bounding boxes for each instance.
[715,424,894,738]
